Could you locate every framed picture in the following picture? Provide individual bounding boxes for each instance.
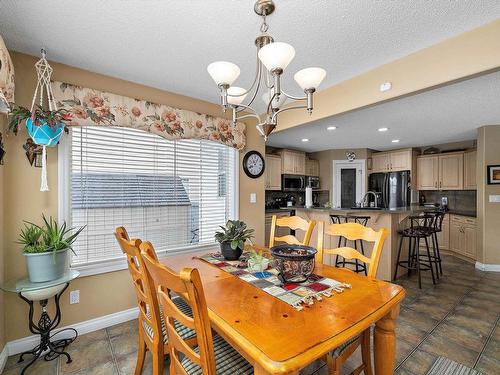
[487,165,500,184]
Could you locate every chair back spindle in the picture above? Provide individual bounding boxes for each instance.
[269,215,315,247]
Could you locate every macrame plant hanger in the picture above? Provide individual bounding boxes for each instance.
[29,49,62,192]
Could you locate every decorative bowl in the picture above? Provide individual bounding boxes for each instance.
[270,244,317,283]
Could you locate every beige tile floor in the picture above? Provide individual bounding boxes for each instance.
[2,255,499,375]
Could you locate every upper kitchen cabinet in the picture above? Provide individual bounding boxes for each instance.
[279,150,306,175]
[417,155,439,190]
[417,151,466,190]
[305,159,320,176]
[464,150,477,190]
[265,154,282,190]
[370,149,415,173]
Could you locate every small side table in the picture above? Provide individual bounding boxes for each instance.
[1,270,80,375]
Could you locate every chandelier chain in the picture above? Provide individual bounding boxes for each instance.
[260,15,269,33]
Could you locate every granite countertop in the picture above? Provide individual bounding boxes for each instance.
[284,205,477,217]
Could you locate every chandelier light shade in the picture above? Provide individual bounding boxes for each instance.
[294,67,327,90]
[227,86,248,105]
[207,61,241,86]
[207,0,326,140]
[257,42,296,71]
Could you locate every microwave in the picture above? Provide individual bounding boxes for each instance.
[306,176,320,190]
[282,174,305,191]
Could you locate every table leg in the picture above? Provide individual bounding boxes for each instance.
[374,305,400,375]
[17,283,78,374]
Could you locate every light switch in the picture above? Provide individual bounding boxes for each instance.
[489,195,500,203]
[250,193,257,203]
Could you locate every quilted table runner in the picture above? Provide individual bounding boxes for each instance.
[198,252,351,311]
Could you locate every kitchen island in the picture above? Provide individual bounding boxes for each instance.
[287,206,418,281]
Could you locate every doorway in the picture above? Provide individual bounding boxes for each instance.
[332,160,366,208]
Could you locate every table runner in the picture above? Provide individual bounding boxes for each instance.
[198,252,351,311]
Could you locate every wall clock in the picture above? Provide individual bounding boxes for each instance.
[243,151,265,178]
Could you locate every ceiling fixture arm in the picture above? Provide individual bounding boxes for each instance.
[271,104,308,123]
[280,89,307,101]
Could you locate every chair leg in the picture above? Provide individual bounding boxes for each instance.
[424,236,436,285]
[361,329,373,375]
[152,348,164,375]
[416,238,422,289]
[434,232,443,275]
[326,354,341,375]
[135,332,147,375]
[431,234,440,279]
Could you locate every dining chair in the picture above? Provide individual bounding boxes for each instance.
[269,214,315,247]
[114,227,195,375]
[140,241,254,375]
[316,222,388,375]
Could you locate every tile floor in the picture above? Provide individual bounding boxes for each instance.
[2,255,499,375]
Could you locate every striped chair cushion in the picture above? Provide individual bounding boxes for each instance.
[330,334,360,357]
[142,297,195,344]
[181,334,254,374]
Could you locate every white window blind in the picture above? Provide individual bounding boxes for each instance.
[69,126,237,267]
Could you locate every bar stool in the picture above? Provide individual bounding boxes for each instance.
[394,214,437,288]
[330,214,371,275]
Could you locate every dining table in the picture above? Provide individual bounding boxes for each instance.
[161,247,405,375]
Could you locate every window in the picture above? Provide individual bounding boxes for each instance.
[60,126,237,272]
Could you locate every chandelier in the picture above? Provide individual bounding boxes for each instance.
[207,0,326,140]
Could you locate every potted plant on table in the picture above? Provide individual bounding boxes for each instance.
[17,215,85,282]
[247,249,270,273]
[215,220,254,261]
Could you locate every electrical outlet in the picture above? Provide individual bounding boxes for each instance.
[489,195,500,203]
[70,290,80,304]
[250,193,257,203]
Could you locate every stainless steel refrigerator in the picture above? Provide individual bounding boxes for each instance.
[368,171,411,208]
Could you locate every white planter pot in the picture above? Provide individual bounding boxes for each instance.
[247,258,270,273]
[24,249,69,283]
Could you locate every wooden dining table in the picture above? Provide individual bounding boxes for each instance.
[162,248,405,375]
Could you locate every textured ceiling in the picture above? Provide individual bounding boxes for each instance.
[1,0,499,113]
[267,71,500,151]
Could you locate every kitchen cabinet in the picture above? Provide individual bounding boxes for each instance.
[417,152,464,190]
[305,159,320,176]
[439,153,463,190]
[280,150,306,175]
[265,154,282,190]
[449,215,476,259]
[417,156,439,190]
[370,149,415,173]
[436,214,449,250]
[464,150,477,190]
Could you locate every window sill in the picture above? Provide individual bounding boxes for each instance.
[71,243,220,277]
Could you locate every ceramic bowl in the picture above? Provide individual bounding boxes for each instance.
[270,244,317,283]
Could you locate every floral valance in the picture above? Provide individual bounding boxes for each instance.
[51,81,246,149]
[0,34,15,113]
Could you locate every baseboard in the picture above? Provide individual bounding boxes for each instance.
[0,345,8,374]
[6,306,139,356]
[475,261,500,272]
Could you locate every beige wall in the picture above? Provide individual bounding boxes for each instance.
[3,52,264,341]
[477,125,500,265]
[276,19,500,132]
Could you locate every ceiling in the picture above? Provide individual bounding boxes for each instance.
[1,0,499,113]
[267,70,500,152]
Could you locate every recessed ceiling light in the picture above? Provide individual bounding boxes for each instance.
[392,139,400,143]
[327,126,337,130]
[378,127,388,132]
[301,138,309,142]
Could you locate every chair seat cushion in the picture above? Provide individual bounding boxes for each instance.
[142,297,195,344]
[181,334,254,374]
[330,334,360,357]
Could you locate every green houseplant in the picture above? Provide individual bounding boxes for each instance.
[8,103,70,136]
[18,215,85,282]
[215,220,254,260]
[247,249,270,273]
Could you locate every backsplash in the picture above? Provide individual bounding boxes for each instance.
[420,190,476,213]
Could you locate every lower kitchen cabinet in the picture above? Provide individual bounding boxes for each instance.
[449,215,476,260]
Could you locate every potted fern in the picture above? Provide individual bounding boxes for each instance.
[215,220,254,260]
[18,215,85,282]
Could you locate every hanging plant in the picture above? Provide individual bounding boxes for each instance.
[6,48,71,191]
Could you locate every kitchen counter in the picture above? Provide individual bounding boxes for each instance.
[279,206,477,217]
[265,208,295,214]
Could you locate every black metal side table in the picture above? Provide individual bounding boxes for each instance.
[1,270,80,374]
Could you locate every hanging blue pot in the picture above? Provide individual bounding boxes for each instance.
[25,118,65,147]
